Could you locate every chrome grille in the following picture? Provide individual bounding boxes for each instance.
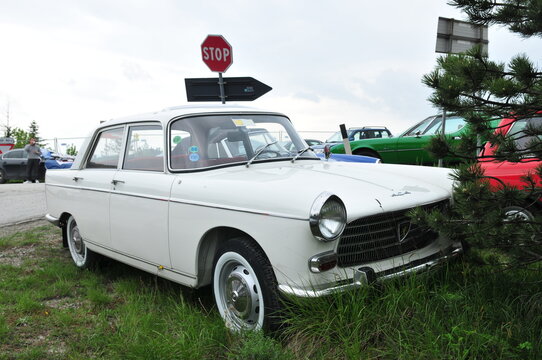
[337,200,448,267]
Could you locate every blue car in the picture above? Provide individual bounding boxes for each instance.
[316,152,380,163]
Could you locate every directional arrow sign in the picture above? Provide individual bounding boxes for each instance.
[185,77,272,102]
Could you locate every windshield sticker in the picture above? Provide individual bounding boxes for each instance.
[189,146,199,153]
[189,153,200,162]
[232,119,255,127]
[173,135,182,144]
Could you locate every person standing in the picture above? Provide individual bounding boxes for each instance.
[24,138,41,183]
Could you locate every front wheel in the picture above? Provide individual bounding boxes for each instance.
[503,206,535,222]
[212,238,281,332]
[65,216,96,268]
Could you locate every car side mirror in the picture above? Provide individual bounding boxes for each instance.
[324,145,331,160]
[415,130,422,138]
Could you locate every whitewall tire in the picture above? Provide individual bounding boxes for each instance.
[212,238,280,332]
[66,216,96,268]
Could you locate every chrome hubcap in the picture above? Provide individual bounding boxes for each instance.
[504,208,533,222]
[222,264,260,328]
[72,226,84,254]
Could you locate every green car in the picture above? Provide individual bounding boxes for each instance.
[330,114,469,165]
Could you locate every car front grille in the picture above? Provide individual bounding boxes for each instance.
[337,200,449,267]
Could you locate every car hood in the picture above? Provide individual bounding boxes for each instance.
[173,160,454,221]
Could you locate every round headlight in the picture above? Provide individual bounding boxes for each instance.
[310,192,347,242]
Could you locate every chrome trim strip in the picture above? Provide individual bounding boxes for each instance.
[168,198,307,221]
[378,148,424,153]
[84,239,197,280]
[46,183,110,194]
[110,190,169,202]
[279,243,463,298]
[45,213,60,227]
[46,184,307,221]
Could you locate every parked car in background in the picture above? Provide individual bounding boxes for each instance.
[0,148,46,183]
[281,138,323,152]
[41,149,75,170]
[316,152,380,163]
[479,115,542,219]
[325,126,392,143]
[330,115,469,165]
[45,105,462,332]
[305,138,324,147]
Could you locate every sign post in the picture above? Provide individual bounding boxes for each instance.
[185,77,272,102]
[201,35,233,104]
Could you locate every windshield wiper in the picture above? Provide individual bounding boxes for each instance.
[291,146,313,163]
[246,141,278,167]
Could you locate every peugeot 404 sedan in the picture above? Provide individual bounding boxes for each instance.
[45,105,462,331]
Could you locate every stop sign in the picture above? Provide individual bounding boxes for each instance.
[201,35,233,73]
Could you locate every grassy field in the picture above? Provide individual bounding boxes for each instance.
[0,222,540,359]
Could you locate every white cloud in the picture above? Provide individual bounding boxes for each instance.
[0,0,539,144]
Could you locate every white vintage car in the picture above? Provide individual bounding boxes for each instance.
[45,105,462,331]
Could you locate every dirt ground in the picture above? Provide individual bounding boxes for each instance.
[0,219,51,238]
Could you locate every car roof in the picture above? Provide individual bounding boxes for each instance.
[348,127,389,130]
[98,104,287,129]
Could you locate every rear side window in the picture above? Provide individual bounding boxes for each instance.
[86,127,125,169]
[4,150,25,159]
[123,125,164,172]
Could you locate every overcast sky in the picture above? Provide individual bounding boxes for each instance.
[0,1,540,148]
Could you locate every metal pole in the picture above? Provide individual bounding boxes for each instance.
[340,124,352,155]
[438,110,447,167]
[218,73,226,104]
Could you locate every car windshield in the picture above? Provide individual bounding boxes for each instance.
[326,131,343,143]
[403,116,465,136]
[169,114,316,170]
[507,116,542,153]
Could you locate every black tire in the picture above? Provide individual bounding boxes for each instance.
[503,206,535,222]
[0,170,6,184]
[354,149,381,161]
[212,237,281,332]
[65,215,97,269]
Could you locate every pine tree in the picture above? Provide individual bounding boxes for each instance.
[415,0,542,267]
[27,120,42,144]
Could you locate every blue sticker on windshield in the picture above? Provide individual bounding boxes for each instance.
[189,153,200,162]
[189,146,199,153]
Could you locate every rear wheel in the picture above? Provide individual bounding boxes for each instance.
[65,216,96,268]
[212,237,281,332]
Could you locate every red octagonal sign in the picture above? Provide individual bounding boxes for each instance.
[201,35,233,73]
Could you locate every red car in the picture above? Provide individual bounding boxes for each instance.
[479,115,542,219]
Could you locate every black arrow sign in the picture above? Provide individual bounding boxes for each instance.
[185,77,272,102]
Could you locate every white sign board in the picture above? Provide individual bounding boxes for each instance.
[436,17,488,55]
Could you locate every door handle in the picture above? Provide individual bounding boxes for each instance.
[72,176,84,182]
[111,179,125,185]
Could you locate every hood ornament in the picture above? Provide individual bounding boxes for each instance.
[391,191,411,197]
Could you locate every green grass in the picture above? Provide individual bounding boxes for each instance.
[0,223,540,359]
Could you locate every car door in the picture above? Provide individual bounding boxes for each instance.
[109,124,173,267]
[1,149,28,179]
[68,126,125,248]
[394,116,443,164]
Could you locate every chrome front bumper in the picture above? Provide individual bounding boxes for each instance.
[278,242,463,298]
